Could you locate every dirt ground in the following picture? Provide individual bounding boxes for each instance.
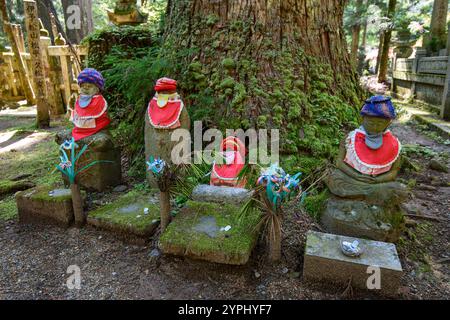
[0,108,448,300]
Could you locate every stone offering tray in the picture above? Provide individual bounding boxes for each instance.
[303,231,403,296]
[16,185,86,227]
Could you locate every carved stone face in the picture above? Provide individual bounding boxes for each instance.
[362,116,391,135]
[80,83,100,96]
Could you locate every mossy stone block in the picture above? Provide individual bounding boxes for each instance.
[87,191,160,240]
[160,200,261,265]
[16,186,85,227]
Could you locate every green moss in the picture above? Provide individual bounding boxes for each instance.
[0,196,18,221]
[0,180,20,195]
[160,200,261,264]
[302,190,329,220]
[89,191,160,232]
[220,77,235,89]
[221,58,236,70]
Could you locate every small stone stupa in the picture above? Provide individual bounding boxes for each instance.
[107,0,148,26]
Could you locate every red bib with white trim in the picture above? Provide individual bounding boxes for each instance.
[71,95,110,141]
[344,129,401,176]
[210,137,247,188]
[147,95,183,129]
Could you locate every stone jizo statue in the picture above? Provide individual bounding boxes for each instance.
[56,68,121,191]
[145,77,190,187]
[322,96,407,242]
[210,136,247,188]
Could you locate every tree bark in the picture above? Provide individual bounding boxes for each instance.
[163,0,362,156]
[375,32,384,74]
[0,0,35,104]
[61,0,93,44]
[159,191,171,232]
[37,0,53,41]
[428,0,449,53]
[350,0,364,67]
[71,183,85,227]
[377,0,397,83]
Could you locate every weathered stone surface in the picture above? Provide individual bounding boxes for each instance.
[303,231,403,296]
[144,106,190,188]
[87,191,160,241]
[192,184,253,205]
[16,186,85,227]
[321,197,404,242]
[160,200,261,265]
[326,168,407,207]
[55,129,122,192]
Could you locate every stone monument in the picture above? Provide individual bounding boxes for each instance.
[145,77,190,187]
[107,0,148,26]
[56,68,121,191]
[322,96,407,242]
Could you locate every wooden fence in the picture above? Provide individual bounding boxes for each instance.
[0,22,87,115]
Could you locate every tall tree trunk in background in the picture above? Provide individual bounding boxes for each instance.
[377,0,396,83]
[83,0,93,34]
[0,0,34,104]
[427,0,449,53]
[375,32,384,74]
[163,0,363,156]
[61,0,93,44]
[37,0,53,42]
[350,0,364,67]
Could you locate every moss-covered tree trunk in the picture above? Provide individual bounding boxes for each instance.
[162,0,362,157]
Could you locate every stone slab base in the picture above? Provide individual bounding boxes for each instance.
[321,197,404,243]
[87,191,160,242]
[160,200,261,265]
[192,184,253,205]
[16,186,84,227]
[303,231,403,296]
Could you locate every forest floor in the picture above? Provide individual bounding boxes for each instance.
[0,103,449,300]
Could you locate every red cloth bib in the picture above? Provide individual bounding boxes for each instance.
[210,137,247,188]
[354,130,400,166]
[71,95,110,141]
[147,98,183,129]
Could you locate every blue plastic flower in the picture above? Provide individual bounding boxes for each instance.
[257,163,302,211]
[146,156,166,176]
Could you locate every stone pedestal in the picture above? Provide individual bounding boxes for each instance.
[321,197,403,243]
[87,191,160,243]
[322,168,406,242]
[144,107,189,188]
[160,200,260,265]
[55,129,122,192]
[16,186,85,227]
[303,231,403,296]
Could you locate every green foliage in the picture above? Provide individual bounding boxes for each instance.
[301,190,329,221]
